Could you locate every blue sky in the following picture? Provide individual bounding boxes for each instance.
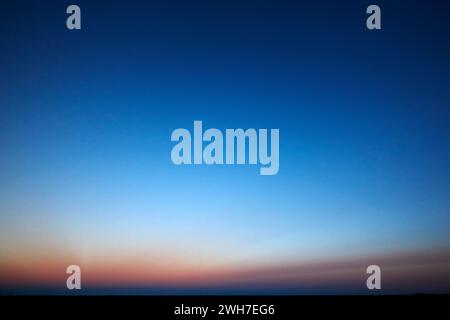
[1,0,450,293]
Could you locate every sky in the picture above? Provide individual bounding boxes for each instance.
[0,0,450,294]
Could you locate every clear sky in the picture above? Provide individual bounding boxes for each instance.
[1,0,449,294]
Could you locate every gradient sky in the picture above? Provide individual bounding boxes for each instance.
[1,0,450,294]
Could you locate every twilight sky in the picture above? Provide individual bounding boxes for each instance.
[0,0,450,294]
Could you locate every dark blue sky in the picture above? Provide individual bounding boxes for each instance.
[1,0,450,294]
